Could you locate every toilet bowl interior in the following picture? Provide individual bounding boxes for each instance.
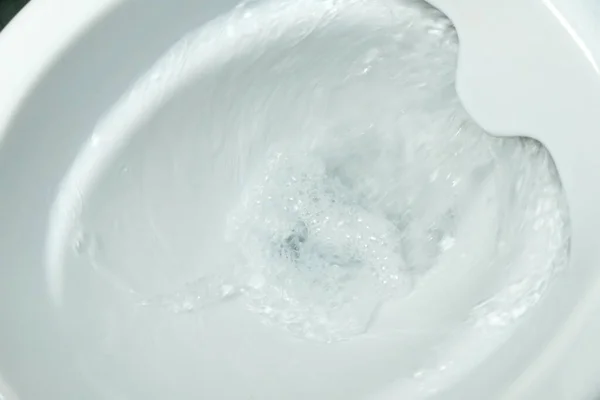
[0,0,599,399]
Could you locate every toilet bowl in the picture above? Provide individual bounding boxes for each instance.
[0,0,599,399]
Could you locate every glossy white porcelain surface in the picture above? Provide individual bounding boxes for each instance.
[0,0,599,399]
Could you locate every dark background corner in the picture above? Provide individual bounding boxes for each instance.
[0,0,30,31]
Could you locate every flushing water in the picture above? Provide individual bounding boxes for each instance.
[46,0,570,395]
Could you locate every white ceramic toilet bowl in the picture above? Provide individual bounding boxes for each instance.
[0,0,599,399]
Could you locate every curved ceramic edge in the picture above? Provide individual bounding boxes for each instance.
[0,0,122,144]
[0,372,17,400]
[0,1,125,398]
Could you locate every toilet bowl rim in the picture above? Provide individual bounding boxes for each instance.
[0,0,121,396]
[0,0,122,145]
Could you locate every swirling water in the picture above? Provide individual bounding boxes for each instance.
[77,0,569,344]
